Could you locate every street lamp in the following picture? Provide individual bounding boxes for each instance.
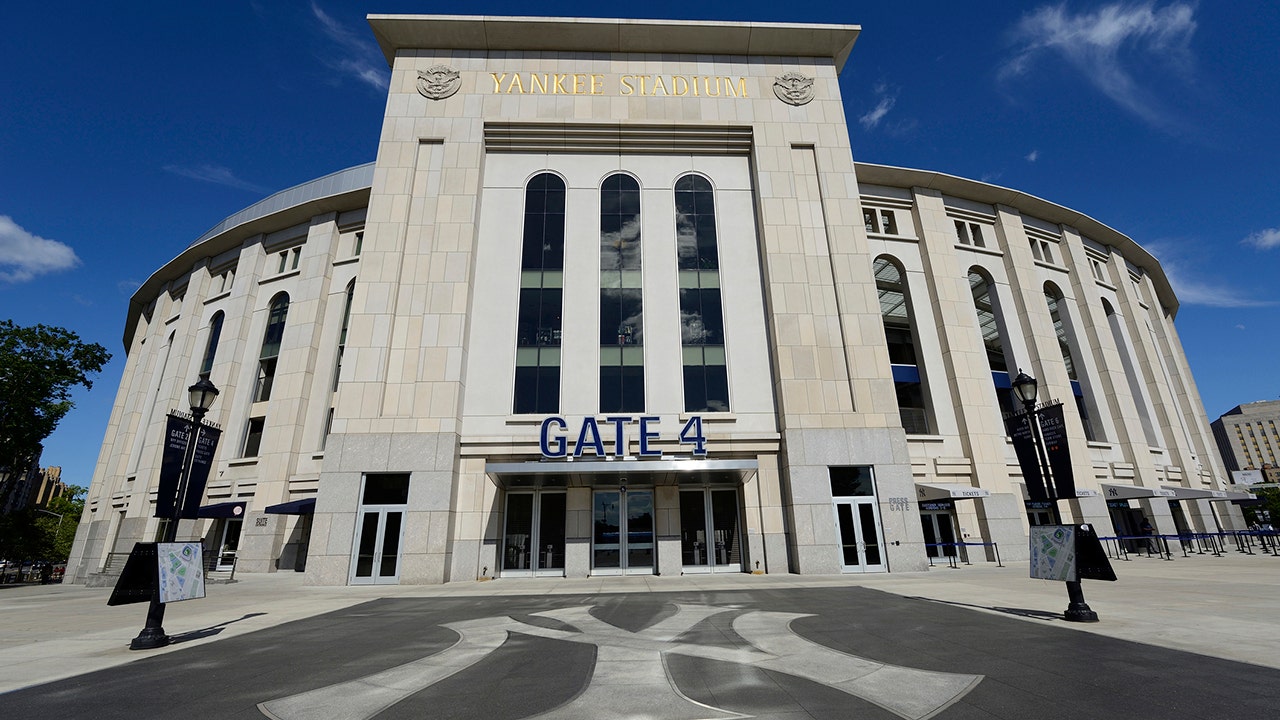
[130,378,219,650]
[1014,369,1099,623]
[35,508,65,535]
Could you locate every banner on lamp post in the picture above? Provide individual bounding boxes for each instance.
[1038,402,1075,500]
[155,414,191,519]
[1005,411,1049,503]
[180,424,221,519]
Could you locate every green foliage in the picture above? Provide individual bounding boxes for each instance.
[0,485,86,562]
[1243,486,1280,527]
[0,320,110,482]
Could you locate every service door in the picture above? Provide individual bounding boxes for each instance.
[830,466,887,573]
[350,474,410,585]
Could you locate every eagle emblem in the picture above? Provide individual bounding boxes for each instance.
[417,65,461,100]
[773,71,815,106]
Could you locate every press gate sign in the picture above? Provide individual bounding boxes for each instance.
[540,415,707,459]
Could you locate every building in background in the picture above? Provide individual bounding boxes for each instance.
[1212,400,1280,484]
[65,15,1243,586]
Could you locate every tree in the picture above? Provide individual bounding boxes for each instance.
[0,321,110,508]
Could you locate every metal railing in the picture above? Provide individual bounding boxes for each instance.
[925,542,1002,568]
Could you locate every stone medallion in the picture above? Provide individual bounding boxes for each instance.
[417,65,461,100]
[773,71,815,106]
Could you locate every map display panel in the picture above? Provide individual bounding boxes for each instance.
[1029,525,1076,581]
[157,542,206,603]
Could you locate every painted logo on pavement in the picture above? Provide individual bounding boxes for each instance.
[259,603,981,720]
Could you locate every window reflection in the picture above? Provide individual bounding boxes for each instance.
[514,173,566,414]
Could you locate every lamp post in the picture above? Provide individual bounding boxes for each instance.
[35,508,65,535]
[1011,370,1099,623]
[130,378,219,650]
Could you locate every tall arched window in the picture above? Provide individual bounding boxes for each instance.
[600,173,644,412]
[199,311,224,379]
[875,256,929,433]
[255,292,289,403]
[323,281,356,446]
[1103,298,1159,445]
[968,268,1015,416]
[1045,283,1098,440]
[513,173,566,414]
[676,174,728,412]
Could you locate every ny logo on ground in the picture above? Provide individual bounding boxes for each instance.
[260,603,981,720]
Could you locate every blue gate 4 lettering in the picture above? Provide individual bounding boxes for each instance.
[540,415,707,458]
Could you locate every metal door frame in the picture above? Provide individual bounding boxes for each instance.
[831,497,888,573]
[679,487,742,574]
[502,490,567,578]
[591,488,655,576]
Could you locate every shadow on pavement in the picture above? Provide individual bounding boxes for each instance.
[907,596,1064,621]
[170,612,269,645]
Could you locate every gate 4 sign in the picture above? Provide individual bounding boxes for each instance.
[260,603,981,720]
[540,415,708,458]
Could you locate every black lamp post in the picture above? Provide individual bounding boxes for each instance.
[1012,370,1099,623]
[130,378,219,650]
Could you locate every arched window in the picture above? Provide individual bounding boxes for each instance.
[255,292,289,403]
[968,268,1015,416]
[513,173,566,414]
[875,256,929,433]
[1103,298,1160,445]
[323,281,356,446]
[1045,284,1098,441]
[199,311,224,379]
[676,174,728,412]
[600,173,644,412]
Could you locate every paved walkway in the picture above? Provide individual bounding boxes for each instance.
[1,551,1276,697]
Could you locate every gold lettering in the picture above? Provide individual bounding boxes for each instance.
[692,76,699,97]
[591,74,604,95]
[734,77,748,98]
[553,74,568,94]
[531,74,548,94]
[673,76,689,96]
[573,74,587,94]
[638,75,651,96]
[652,75,669,96]
[620,76,635,95]
[506,74,526,94]
[703,76,721,97]
[723,76,737,97]
[490,73,507,93]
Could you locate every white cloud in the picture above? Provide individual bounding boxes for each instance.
[1001,2,1197,130]
[117,279,142,296]
[1148,241,1273,308]
[1243,227,1280,250]
[0,215,80,283]
[1025,150,1040,162]
[859,96,896,130]
[312,2,389,92]
[1236,324,1246,330]
[163,164,270,193]
[858,82,899,130]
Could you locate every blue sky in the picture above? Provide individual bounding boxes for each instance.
[3,1,1278,488]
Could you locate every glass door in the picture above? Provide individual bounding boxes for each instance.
[350,474,409,585]
[592,489,654,575]
[216,519,243,571]
[680,488,742,573]
[920,510,957,559]
[502,491,566,577]
[829,466,886,573]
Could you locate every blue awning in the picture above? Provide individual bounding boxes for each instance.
[264,498,316,515]
[196,501,246,518]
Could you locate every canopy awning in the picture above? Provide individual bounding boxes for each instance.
[264,498,316,515]
[916,483,990,501]
[196,501,246,519]
[1101,483,1176,500]
[484,458,758,489]
[1161,486,1230,501]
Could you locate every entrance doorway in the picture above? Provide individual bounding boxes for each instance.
[919,502,957,559]
[829,466,887,573]
[679,488,741,573]
[592,489,654,575]
[215,519,242,571]
[502,491,566,576]
[350,474,409,585]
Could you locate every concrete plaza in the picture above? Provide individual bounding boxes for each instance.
[2,551,1277,718]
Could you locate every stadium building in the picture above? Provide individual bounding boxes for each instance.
[66,15,1244,586]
